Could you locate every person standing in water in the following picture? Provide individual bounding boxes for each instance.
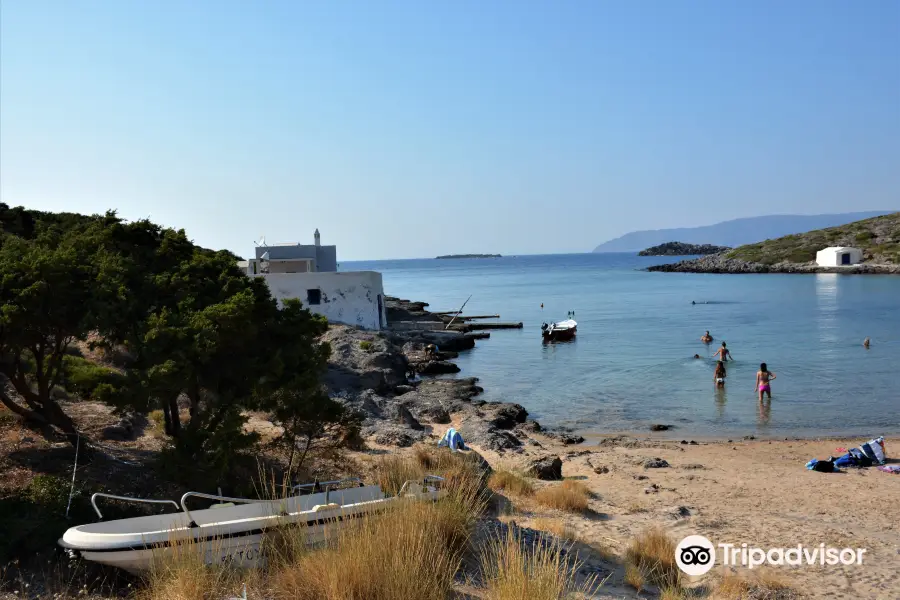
[701,331,713,343]
[714,360,726,386]
[755,362,776,401]
[713,341,732,361]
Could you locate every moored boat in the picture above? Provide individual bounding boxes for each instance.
[541,319,577,341]
[59,476,444,574]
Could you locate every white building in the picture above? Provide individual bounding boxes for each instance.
[239,232,387,330]
[815,246,863,267]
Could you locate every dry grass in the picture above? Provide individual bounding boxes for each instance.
[142,540,253,600]
[624,501,649,514]
[714,569,799,600]
[488,469,534,498]
[534,480,590,512]
[272,501,462,600]
[531,517,577,542]
[624,562,645,592]
[624,527,681,590]
[479,526,598,600]
[137,450,490,600]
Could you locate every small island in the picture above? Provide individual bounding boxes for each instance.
[435,254,502,259]
[638,242,731,256]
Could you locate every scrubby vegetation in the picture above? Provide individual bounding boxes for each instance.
[638,242,731,256]
[726,212,900,265]
[0,203,351,480]
[534,480,591,513]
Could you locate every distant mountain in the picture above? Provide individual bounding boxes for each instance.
[593,211,896,253]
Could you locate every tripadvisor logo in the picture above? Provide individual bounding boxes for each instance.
[675,535,715,576]
[675,535,867,575]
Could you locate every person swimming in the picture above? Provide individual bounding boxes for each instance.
[713,341,732,361]
[756,362,776,401]
[700,331,713,343]
[714,360,726,386]
[863,337,870,349]
[693,354,701,359]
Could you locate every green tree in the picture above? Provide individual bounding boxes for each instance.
[0,214,121,446]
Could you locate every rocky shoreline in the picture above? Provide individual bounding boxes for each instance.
[326,297,580,453]
[647,253,900,274]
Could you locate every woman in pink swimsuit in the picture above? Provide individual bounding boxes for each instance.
[755,362,776,401]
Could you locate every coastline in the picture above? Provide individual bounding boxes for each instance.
[647,253,900,274]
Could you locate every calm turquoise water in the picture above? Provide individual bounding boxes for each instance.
[343,254,900,438]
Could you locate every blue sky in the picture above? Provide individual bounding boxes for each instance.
[1,1,898,260]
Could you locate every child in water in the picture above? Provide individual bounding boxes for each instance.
[714,360,726,386]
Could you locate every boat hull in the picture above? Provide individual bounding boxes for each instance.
[542,327,576,341]
[61,485,442,574]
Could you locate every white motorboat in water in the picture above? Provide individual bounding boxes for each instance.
[59,476,444,574]
[541,319,577,341]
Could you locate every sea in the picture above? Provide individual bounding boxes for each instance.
[342,254,900,439]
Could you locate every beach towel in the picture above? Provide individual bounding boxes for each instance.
[438,427,467,452]
[877,465,900,474]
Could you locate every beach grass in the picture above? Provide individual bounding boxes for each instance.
[713,569,798,599]
[488,469,534,498]
[479,526,598,600]
[534,480,590,512]
[624,527,681,590]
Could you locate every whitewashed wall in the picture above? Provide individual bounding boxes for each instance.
[254,271,387,330]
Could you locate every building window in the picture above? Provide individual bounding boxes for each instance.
[307,289,322,305]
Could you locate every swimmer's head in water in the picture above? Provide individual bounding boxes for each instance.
[693,354,701,359]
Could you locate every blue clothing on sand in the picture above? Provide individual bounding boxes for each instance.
[438,428,467,452]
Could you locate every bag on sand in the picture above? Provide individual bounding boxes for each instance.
[806,458,838,473]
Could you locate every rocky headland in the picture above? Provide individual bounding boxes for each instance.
[647,212,900,274]
[646,253,900,274]
[324,296,580,453]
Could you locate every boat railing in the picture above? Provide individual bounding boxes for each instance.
[291,477,364,495]
[90,492,181,520]
[290,477,365,506]
[180,492,274,527]
[397,474,445,498]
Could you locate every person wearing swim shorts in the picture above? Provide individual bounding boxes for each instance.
[755,362,776,401]
[713,360,726,386]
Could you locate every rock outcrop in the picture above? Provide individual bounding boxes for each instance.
[526,455,563,480]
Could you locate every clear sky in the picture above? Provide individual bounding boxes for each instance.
[1,1,898,260]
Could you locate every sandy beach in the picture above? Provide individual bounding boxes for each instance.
[458,432,900,599]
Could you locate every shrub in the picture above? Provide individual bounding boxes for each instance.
[488,469,534,498]
[359,340,373,351]
[624,527,681,590]
[534,480,590,512]
[271,500,461,600]
[479,526,598,599]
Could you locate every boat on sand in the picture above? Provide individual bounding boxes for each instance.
[59,476,444,574]
[541,319,577,341]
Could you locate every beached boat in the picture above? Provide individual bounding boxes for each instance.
[59,476,444,574]
[541,319,577,341]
